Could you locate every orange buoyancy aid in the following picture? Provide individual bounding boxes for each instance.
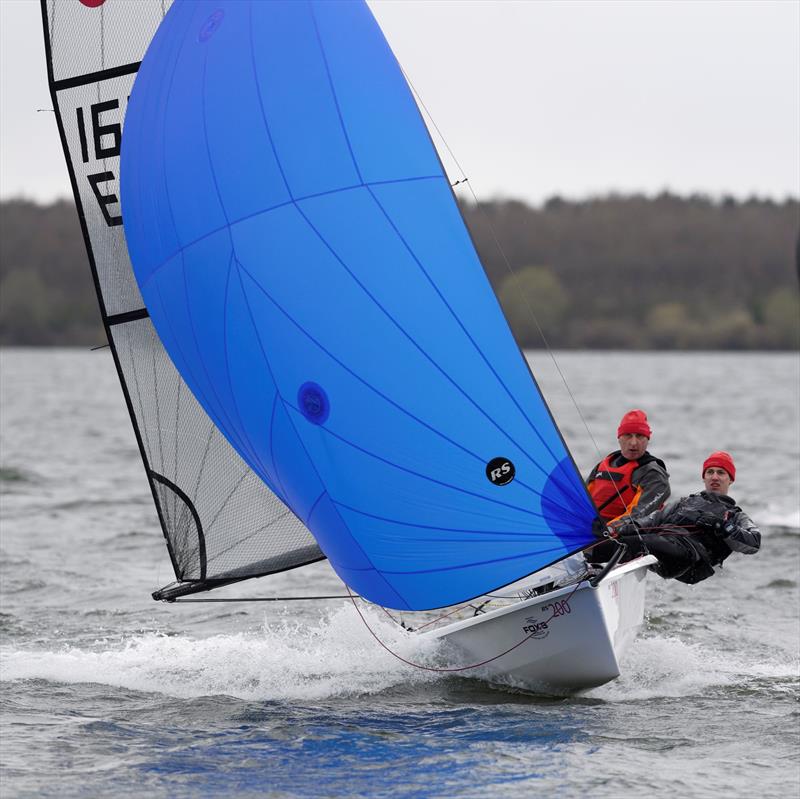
[588,452,654,522]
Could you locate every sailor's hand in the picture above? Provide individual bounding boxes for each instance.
[694,513,720,531]
[609,518,637,538]
[605,525,619,539]
[696,512,737,538]
[607,518,628,535]
[715,513,738,539]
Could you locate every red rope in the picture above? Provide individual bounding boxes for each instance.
[613,523,706,536]
[347,578,584,674]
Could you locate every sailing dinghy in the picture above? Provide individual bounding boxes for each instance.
[42,0,656,693]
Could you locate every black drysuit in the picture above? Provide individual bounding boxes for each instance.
[588,490,761,584]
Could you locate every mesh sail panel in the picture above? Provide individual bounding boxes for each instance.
[41,0,323,597]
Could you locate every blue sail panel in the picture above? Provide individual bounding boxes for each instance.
[121,0,599,610]
[227,249,586,529]
[309,0,442,184]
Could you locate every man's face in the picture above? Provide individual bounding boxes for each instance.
[703,467,732,495]
[618,433,649,460]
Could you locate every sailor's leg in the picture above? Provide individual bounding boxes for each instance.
[586,528,708,581]
[633,533,699,579]
[585,536,647,564]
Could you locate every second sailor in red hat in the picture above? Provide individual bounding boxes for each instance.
[586,409,671,528]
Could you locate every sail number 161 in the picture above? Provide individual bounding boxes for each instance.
[75,99,123,227]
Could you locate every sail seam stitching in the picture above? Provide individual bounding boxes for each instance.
[332,500,582,536]
[366,186,568,474]
[278,397,577,522]
[140,176,443,285]
[232,263,407,606]
[377,544,570,577]
[235,261,583,522]
[308,0,364,185]
[287,204,579,517]
[151,41,271,478]
[301,0,582,506]
[217,247,281,520]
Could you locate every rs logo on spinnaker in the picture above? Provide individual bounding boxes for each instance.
[486,457,515,486]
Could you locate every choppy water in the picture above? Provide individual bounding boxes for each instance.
[1,349,798,798]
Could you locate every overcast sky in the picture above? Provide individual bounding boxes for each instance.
[1,0,798,206]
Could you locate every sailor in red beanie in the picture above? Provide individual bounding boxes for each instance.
[586,409,670,527]
[589,450,760,585]
[617,409,652,440]
[702,451,736,492]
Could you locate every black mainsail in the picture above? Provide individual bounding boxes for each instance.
[40,0,323,600]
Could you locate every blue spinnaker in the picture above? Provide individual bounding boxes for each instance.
[120,0,599,610]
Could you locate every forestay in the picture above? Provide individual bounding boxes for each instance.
[119,0,601,611]
[41,0,323,601]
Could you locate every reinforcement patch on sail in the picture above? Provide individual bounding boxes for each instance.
[41,0,323,596]
[120,0,599,610]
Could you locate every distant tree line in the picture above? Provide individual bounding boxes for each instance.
[465,193,799,350]
[1,199,103,346]
[1,194,797,349]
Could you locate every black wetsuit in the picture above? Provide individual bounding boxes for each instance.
[589,491,761,584]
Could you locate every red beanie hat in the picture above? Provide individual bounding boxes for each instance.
[702,451,736,482]
[617,409,652,438]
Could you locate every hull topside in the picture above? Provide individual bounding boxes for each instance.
[419,556,656,692]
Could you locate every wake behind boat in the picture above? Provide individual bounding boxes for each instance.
[42,0,655,693]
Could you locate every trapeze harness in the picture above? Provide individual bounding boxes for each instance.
[588,452,664,523]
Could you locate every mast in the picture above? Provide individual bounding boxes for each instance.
[40,0,324,600]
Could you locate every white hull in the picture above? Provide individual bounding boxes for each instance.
[420,555,657,693]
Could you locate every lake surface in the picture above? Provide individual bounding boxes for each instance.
[1,349,798,798]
